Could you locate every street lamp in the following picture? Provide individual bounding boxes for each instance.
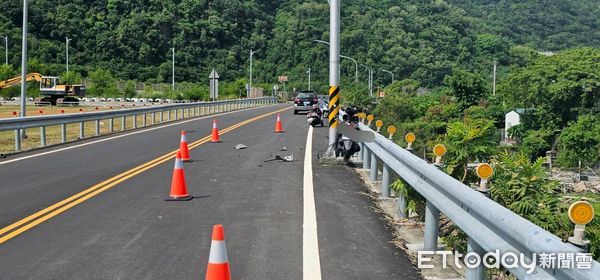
[65,36,72,73]
[1,36,7,65]
[249,49,258,98]
[171,47,175,91]
[19,0,28,141]
[307,67,311,91]
[381,69,394,84]
[361,64,373,97]
[340,55,358,83]
[313,40,358,83]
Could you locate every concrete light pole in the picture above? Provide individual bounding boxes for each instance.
[307,67,311,90]
[361,64,373,97]
[171,47,175,91]
[314,40,358,84]
[381,69,394,84]
[249,49,257,98]
[65,36,72,74]
[325,0,341,156]
[18,0,28,141]
[340,55,358,83]
[1,36,7,65]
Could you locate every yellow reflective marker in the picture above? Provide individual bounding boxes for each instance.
[387,126,397,135]
[433,144,447,157]
[367,114,374,125]
[476,163,494,179]
[387,126,397,139]
[405,133,416,143]
[375,120,383,133]
[569,201,595,225]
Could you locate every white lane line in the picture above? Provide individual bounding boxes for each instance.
[0,105,278,166]
[303,125,322,280]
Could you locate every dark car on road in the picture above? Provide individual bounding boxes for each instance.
[293,91,318,114]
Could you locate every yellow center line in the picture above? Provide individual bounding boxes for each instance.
[0,106,291,244]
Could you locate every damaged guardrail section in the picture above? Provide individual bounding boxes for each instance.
[356,122,600,280]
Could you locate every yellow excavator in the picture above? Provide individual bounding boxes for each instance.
[0,73,86,105]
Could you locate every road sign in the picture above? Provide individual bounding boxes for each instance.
[278,76,288,82]
[209,69,219,100]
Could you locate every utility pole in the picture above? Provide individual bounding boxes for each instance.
[2,36,7,65]
[307,67,311,90]
[382,69,394,84]
[65,36,71,74]
[492,60,497,95]
[325,0,341,157]
[172,47,175,91]
[249,49,257,98]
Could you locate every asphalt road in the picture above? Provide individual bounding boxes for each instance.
[0,104,421,279]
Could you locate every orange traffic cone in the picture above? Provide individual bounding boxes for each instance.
[274,114,284,133]
[180,130,191,162]
[165,152,193,201]
[205,224,231,280]
[211,120,221,143]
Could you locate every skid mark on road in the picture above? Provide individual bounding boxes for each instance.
[0,106,291,244]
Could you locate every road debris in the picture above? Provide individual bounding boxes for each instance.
[235,144,248,150]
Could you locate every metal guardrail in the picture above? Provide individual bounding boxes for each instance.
[1,97,276,152]
[356,122,600,280]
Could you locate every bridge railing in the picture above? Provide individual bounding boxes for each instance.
[0,97,276,153]
[356,122,600,279]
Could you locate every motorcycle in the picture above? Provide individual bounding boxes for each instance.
[307,105,324,127]
[319,100,329,119]
[335,106,361,163]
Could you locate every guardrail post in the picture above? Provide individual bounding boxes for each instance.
[381,163,390,198]
[14,129,21,151]
[79,122,84,139]
[121,116,126,131]
[133,114,137,129]
[363,147,370,169]
[95,120,100,136]
[151,112,155,125]
[424,201,440,250]
[142,113,146,127]
[61,124,67,143]
[109,118,114,132]
[397,193,407,219]
[466,237,485,280]
[40,126,46,147]
[358,143,364,161]
[369,152,378,182]
[160,111,164,123]
[167,110,171,121]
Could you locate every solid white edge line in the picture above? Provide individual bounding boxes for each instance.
[303,125,322,280]
[0,104,278,166]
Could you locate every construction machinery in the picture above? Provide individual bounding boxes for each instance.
[0,73,86,105]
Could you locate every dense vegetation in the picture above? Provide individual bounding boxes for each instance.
[1,0,599,263]
[1,0,598,90]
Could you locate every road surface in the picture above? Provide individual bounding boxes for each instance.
[0,103,421,279]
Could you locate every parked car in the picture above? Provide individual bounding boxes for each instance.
[293,91,319,114]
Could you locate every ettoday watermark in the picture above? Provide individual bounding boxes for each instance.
[418,250,593,274]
